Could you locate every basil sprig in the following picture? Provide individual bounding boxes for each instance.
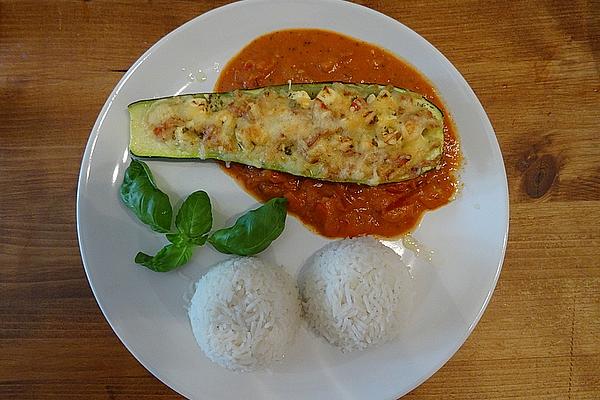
[119,160,287,272]
[208,198,287,256]
[133,190,213,272]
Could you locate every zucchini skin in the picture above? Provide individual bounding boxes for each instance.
[129,82,444,186]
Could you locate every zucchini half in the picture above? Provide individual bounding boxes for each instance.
[129,82,444,186]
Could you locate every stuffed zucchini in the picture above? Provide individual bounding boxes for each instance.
[128,82,444,186]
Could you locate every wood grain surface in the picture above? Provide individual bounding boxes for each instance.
[1,0,598,398]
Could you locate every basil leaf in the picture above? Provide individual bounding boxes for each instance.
[208,197,287,256]
[166,232,207,246]
[175,191,212,241]
[120,160,172,233]
[134,243,192,272]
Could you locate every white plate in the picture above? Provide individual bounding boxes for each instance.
[77,0,508,399]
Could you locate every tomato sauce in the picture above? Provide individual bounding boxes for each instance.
[215,29,460,238]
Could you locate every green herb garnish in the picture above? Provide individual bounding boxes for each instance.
[119,160,287,272]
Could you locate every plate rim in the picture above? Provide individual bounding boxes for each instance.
[76,0,509,398]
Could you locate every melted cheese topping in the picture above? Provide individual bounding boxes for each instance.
[133,83,443,185]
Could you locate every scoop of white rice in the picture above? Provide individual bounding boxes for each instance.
[300,237,414,352]
[188,257,301,372]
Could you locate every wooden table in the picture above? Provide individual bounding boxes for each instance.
[1,1,598,398]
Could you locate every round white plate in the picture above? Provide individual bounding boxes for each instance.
[77,0,508,399]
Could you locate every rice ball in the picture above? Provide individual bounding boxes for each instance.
[299,237,414,352]
[189,257,301,372]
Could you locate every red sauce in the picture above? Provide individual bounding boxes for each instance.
[216,29,460,238]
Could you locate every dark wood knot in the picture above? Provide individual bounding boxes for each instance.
[523,154,557,198]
